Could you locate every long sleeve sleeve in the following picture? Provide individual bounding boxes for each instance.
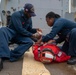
[42,19,64,42]
[11,13,33,37]
[28,19,37,33]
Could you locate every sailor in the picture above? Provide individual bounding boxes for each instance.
[37,11,76,65]
[0,3,42,71]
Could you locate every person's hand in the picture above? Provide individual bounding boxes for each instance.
[36,28,42,33]
[35,37,42,44]
[47,40,56,44]
[43,40,56,46]
[36,28,42,39]
[32,30,42,39]
[32,32,42,39]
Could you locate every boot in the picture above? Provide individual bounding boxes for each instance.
[67,56,76,65]
[0,58,3,71]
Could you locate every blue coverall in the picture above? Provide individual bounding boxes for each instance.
[42,18,76,56]
[0,10,37,61]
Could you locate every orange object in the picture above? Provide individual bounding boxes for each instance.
[33,44,71,63]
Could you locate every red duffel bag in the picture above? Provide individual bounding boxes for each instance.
[33,44,71,63]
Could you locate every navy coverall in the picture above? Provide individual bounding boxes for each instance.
[42,18,76,56]
[0,10,37,61]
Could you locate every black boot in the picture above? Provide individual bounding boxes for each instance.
[0,58,3,71]
[67,57,76,65]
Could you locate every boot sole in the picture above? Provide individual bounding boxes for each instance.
[67,61,76,65]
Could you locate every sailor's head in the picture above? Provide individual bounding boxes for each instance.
[24,3,36,17]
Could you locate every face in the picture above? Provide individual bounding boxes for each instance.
[24,11,31,18]
[26,13,31,17]
[46,18,54,27]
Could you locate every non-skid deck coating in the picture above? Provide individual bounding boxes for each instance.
[0,58,23,75]
[0,46,76,75]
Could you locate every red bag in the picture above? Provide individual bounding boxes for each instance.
[33,44,71,63]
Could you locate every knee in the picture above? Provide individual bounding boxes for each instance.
[24,39,33,46]
[28,40,33,46]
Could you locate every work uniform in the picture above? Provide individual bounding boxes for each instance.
[42,18,76,57]
[0,10,37,61]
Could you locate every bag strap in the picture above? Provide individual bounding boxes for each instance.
[41,48,55,56]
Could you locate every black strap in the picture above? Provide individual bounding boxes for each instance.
[40,48,55,56]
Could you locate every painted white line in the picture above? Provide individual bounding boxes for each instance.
[22,47,51,75]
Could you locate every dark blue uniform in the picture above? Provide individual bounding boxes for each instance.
[42,18,76,56]
[0,10,37,61]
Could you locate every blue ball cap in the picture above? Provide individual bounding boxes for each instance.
[24,3,36,16]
